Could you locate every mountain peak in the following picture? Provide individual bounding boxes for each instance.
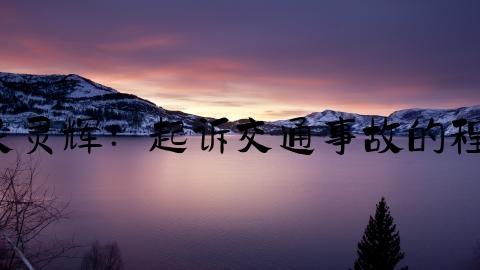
[0,71,206,135]
[0,71,118,98]
[0,71,478,136]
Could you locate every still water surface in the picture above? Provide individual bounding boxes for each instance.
[0,136,478,269]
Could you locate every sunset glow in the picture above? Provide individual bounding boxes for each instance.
[1,1,479,120]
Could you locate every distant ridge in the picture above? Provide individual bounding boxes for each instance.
[0,72,479,136]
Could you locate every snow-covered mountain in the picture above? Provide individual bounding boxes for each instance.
[268,107,480,136]
[387,107,480,136]
[0,72,478,136]
[0,72,205,135]
[266,110,385,136]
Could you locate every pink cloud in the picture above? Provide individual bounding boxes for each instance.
[97,36,181,52]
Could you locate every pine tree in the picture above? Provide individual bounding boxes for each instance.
[353,197,408,270]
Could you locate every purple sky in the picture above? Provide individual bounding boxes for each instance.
[1,0,479,120]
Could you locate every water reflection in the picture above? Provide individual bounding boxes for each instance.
[0,136,478,269]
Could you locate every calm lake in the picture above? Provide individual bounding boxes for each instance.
[1,135,479,269]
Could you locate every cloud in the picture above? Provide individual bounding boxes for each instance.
[263,110,314,119]
[97,36,181,52]
[0,0,479,120]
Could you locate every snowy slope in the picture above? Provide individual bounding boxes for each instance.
[0,72,478,136]
[0,72,205,135]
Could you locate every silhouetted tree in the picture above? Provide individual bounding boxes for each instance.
[353,197,408,270]
[0,154,74,269]
[81,241,123,270]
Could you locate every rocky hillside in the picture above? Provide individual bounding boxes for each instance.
[0,72,478,136]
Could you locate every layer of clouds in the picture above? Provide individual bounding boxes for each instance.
[1,0,479,119]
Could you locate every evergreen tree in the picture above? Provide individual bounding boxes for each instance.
[353,197,408,270]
